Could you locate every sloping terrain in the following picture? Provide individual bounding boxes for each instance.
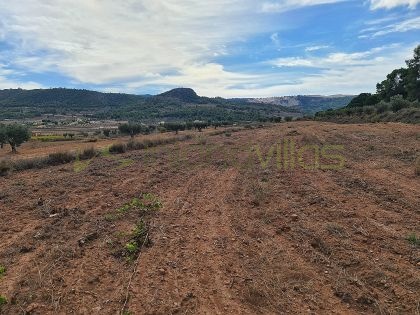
[0,88,298,121]
[0,122,419,314]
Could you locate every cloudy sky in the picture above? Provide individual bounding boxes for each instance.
[0,0,419,97]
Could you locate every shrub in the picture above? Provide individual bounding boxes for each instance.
[0,295,7,307]
[109,143,127,153]
[12,157,46,170]
[103,129,111,137]
[390,95,411,112]
[125,241,138,254]
[415,157,420,176]
[47,152,76,165]
[79,147,97,160]
[363,106,375,115]
[284,116,293,122]
[0,265,5,277]
[376,101,390,114]
[407,234,420,246]
[127,140,147,150]
[0,160,11,176]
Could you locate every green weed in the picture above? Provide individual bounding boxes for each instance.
[407,234,420,246]
[0,295,7,307]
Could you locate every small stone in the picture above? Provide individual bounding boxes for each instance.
[26,303,44,313]
[158,268,166,275]
[291,214,298,221]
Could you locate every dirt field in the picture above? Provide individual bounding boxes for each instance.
[0,121,419,314]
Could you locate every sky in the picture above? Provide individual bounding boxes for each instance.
[0,0,419,97]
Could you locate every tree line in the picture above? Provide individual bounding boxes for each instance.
[315,45,420,123]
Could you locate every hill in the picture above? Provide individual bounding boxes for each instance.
[0,87,356,122]
[0,88,301,122]
[247,95,355,114]
[158,88,200,103]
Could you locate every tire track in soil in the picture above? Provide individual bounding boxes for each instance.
[127,166,254,314]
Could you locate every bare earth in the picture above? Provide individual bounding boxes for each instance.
[0,121,419,314]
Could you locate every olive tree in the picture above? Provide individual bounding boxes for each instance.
[4,124,31,153]
[118,123,148,138]
[164,122,185,134]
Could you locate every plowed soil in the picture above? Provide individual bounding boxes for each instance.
[0,122,419,314]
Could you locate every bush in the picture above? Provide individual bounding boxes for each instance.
[407,234,420,246]
[0,265,5,277]
[363,106,375,115]
[376,101,390,114]
[109,143,127,153]
[127,140,147,150]
[47,152,76,165]
[390,95,412,112]
[79,147,97,160]
[12,157,46,171]
[284,116,293,122]
[0,295,7,307]
[415,157,420,176]
[0,160,11,176]
[103,129,111,137]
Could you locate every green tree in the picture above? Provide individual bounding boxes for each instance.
[4,124,31,153]
[118,123,148,138]
[0,124,7,149]
[164,122,185,134]
[405,45,420,101]
[103,129,111,137]
[376,68,408,101]
[347,93,380,107]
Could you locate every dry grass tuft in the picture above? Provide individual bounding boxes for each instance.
[415,157,420,176]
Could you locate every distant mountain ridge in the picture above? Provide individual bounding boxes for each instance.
[0,87,353,121]
[0,88,298,121]
[246,95,355,114]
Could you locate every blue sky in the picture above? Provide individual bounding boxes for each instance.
[0,0,419,97]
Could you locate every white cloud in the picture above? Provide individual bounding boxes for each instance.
[270,33,281,46]
[0,66,43,89]
[0,1,416,97]
[261,0,343,12]
[305,45,330,51]
[0,0,264,87]
[369,0,420,9]
[270,46,392,68]
[221,44,412,97]
[0,0,356,96]
[359,16,420,38]
[370,16,420,36]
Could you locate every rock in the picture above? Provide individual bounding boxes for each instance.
[26,303,45,313]
[291,214,299,221]
[158,268,166,275]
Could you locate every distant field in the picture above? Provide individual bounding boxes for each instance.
[0,127,235,161]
